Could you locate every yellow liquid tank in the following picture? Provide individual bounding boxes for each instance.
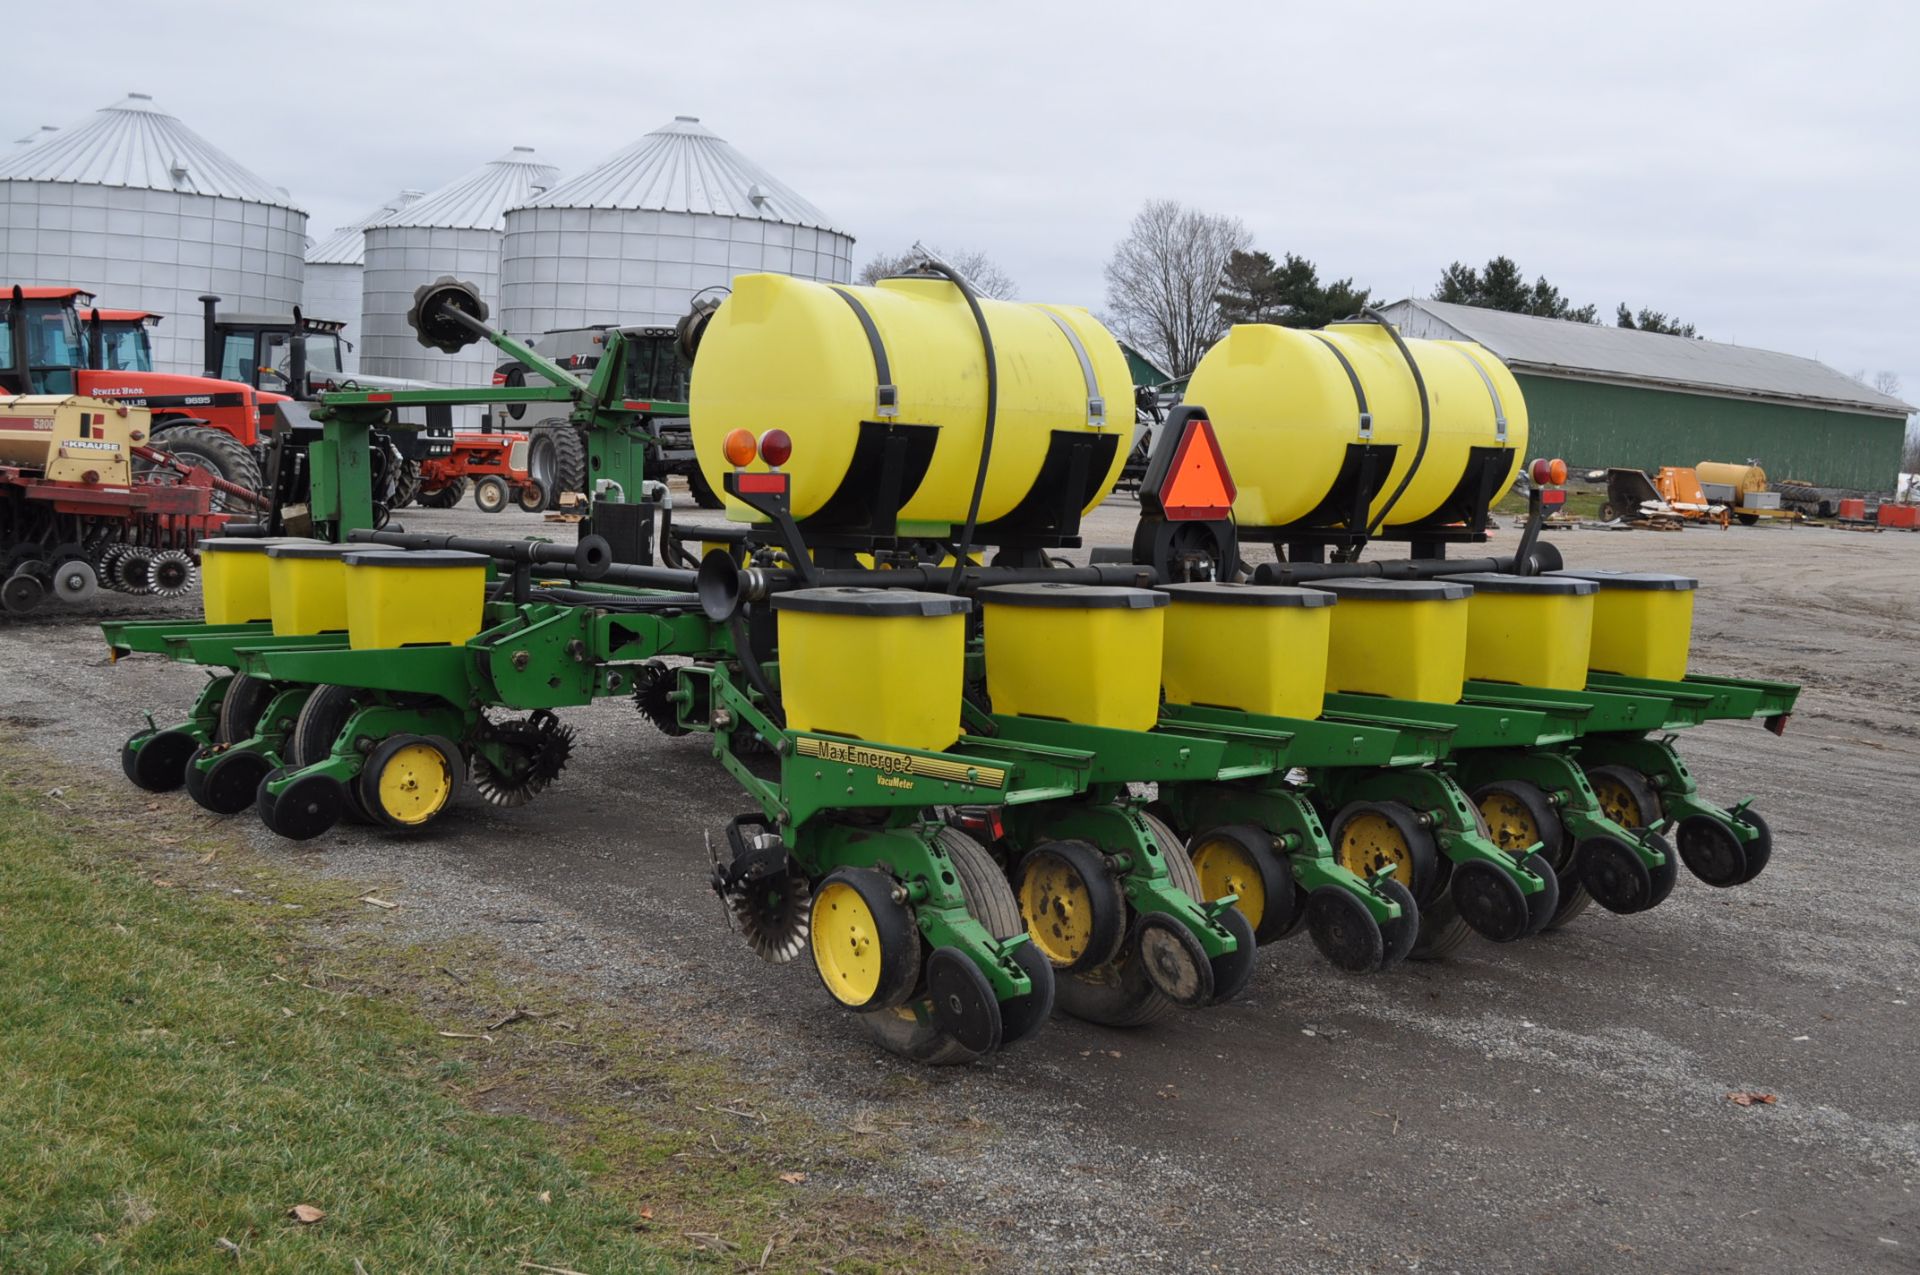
[1183,321,1528,528]
[690,273,1134,526]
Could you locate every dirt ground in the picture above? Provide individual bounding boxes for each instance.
[4,496,1917,1274]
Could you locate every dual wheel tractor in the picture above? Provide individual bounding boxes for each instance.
[107,269,1798,1067]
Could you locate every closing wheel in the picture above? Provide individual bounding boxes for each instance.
[1643,830,1680,908]
[997,940,1056,1047]
[472,475,510,514]
[1207,906,1258,1005]
[261,773,346,841]
[1053,813,1209,1028]
[1450,859,1530,943]
[810,867,921,1011]
[197,748,273,816]
[1015,839,1126,973]
[1307,885,1387,973]
[1376,878,1420,970]
[1520,853,1562,935]
[1188,823,1298,944]
[357,734,462,831]
[1675,816,1750,888]
[1733,809,1773,884]
[289,686,371,823]
[1134,912,1215,1008]
[858,828,1025,1065]
[183,744,216,809]
[1577,836,1655,914]
[926,947,1003,1057]
[1587,765,1663,830]
[123,728,198,792]
[1329,800,1440,904]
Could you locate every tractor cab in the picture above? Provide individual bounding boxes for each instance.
[200,301,349,400]
[0,286,90,395]
[84,308,161,373]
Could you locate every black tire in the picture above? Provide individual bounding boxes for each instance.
[472,475,510,514]
[686,463,724,510]
[215,674,276,745]
[392,460,423,509]
[1675,816,1750,888]
[356,733,463,832]
[288,684,371,823]
[145,424,262,512]
[198,748,274,816]
[858,827,1024,1065]
[515,479,548,513]
[529,422,586,508]
[124,729,198,793]
[416,477,470,509]
[1733,808,1773,884]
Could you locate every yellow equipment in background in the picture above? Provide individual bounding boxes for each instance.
[1183,322,1527,529]
[690,273,1134,526]
[0,394,143,485]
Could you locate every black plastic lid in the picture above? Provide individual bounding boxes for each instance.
[772,586,972,618]
[1306,579,1473,602]
[1551,569,1698,592]
[976,583,1169,610]
[199,535,314,555]
[341,549,491,569]
[265,543,366,560]
[1159,582,1335,609]
[1441,572,1597,596]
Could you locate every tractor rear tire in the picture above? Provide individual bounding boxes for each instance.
[529,422,587,509]
[417,477,469,509]
[392,460,423,509]
[147,424,263,511]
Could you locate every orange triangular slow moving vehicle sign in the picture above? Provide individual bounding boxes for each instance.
[1156,414,1236,520]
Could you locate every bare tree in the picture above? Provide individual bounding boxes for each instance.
[1103,200,1251,376]
[858,246,1019,300]
[1872,370,1902,399]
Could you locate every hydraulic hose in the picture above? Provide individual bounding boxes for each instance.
[1359,306,1431,538]
[345,528,696,591]
[1251,551,1545,586]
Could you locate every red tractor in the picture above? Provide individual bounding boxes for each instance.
[412,430,545,513]
[4,286,265,506]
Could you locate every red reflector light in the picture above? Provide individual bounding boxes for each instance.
[758,428,792,467]
[491,372,507,386]
[1157,416,1236,520]
[621,400,654,412]
[735,471,788,495]
[367,392,393,402]
[1543,488,1566,507]
[722,428,758,467]
[1529,457,1569,487]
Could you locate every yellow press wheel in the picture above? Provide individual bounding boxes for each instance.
[1015,839,1125,973]
[1187,824,1299,944]
[809,867,920,1011]
[1328,800,1439,904]
[358,734,462,832]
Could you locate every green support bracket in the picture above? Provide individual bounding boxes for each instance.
[106,619,268,660]
[1323,691,1580,750]
[241,643,478,706]
[1159,702,1428,768]
[986,713,1235,785]
[1463,680,1675,735]
[795,819,1032,1001]
[168,630,347,668]
[259,698,472,801]
[1447,747,1669,871]
[1316,764,1551,895]
[1574,732,1762,848]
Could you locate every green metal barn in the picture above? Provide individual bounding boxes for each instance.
[1378,299,1912,491]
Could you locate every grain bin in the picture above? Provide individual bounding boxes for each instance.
[501,116,852,337]
[0,93,306,375]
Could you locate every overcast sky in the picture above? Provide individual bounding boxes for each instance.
[13,1,1917,412]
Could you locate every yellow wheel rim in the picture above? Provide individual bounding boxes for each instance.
[1017,855,1097,966]
[811,881,884,1006]
[1479,793,1540,853]
[1190,834,1266,932]
[375,742,453,826]
[1335,812,1413,884]
[1591,776,1646,828]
